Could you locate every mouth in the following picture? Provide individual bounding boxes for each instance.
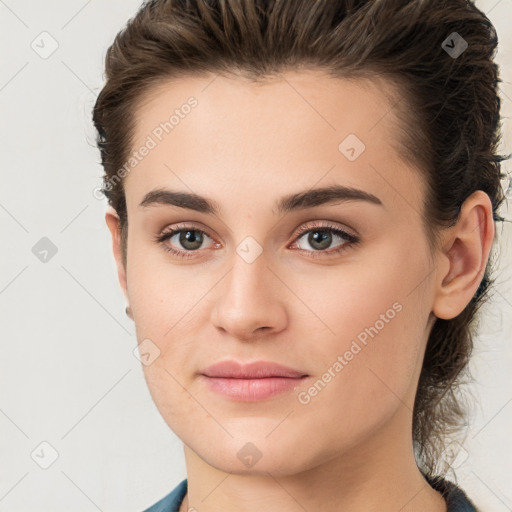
[199,375,309,401]
[199,360,309,401]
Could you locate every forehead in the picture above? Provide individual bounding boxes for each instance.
[131,69,400,152]
[124,70,425,218]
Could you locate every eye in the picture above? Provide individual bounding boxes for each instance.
[290,223,359,258]
[154,223,218,259]
[154,222,359,260]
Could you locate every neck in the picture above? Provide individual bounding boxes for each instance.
[179,406,447,512]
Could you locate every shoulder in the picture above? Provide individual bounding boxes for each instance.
[141,478,188,512]
[426,474,478,512]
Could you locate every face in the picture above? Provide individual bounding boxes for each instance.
[110,70,440,475]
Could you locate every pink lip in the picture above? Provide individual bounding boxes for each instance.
[200,360,309,401]
[202,360,307,379]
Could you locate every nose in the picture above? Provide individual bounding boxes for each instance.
[210,249,288,341]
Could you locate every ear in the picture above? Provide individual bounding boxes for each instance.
[105,207,129,303]
[432,190,495,320]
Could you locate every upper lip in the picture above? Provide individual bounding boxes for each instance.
[201,360,308,379]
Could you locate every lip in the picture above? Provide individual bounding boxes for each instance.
[202,360,307,379]
[200,360,309,401]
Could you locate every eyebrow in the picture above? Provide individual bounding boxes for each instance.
[138,184,383,215]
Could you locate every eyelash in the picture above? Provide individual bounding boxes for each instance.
[154,222,360,260]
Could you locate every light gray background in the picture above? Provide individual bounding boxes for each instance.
[0,1,511,510]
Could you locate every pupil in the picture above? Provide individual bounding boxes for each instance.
[309,230,331,250]
[180,230,203,250]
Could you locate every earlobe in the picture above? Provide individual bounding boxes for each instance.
[432,191,495,320]
[105,207,129,302]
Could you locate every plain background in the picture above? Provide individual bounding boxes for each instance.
[0,1,511,510]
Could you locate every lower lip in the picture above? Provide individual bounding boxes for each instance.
[201,375,308,401]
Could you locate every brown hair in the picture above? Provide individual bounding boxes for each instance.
[92,0,509,477]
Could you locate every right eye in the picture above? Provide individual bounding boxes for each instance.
[155,224,219,259]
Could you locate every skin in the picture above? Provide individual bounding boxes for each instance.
[105,70,494,512]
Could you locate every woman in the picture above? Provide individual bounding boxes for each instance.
[92,0,508,510]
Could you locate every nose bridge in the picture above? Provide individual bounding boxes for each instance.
[211,236,287,337]
[221,208,272,290]
[224,240,272,307]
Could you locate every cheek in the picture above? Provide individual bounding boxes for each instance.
[126,239,205,339]
[292,238,432,415]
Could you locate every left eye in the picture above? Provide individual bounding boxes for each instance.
[293,227,356,252]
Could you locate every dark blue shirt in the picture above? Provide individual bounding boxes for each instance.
[142,476,478,512]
